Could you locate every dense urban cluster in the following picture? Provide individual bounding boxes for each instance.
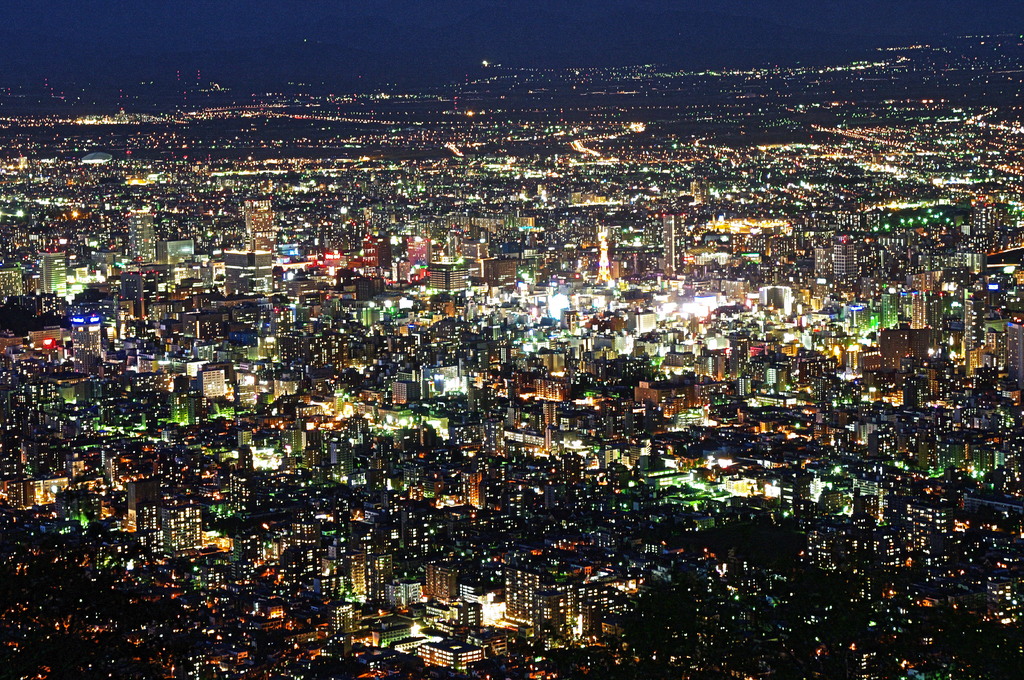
[2,35,1024,680]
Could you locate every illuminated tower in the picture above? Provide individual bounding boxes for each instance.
[462,470,485,509]
[1008,322,1024,387]
[832,235,858,285]
[70,313,104,374]
[662,214,685,276]
[160,503,203,554]
[243,199,276,252]
[910,292,928,330]
[128,208,157,263]
[597,228,612,284]
[967,200,1004,253]
[963,292,986,371]
[690,178,709,204]
[39,251,67,297]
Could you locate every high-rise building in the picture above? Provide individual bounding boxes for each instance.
[690,178,709,204]
[224,250,274,296]
[362,234,393,270]
[963,293,987,370]
[481,258,517,287]
[392,379,420,405]
[0,264,23,298]
[505,562,543,626]
[597,227,612,283]
[156,239,194,265]
[910,292,929,330]
[880,328,932,370]
[407,236,432,267]
[424,562,459,603]
[243,199,276,251]
[1007,322,1024,387]
[126,478,161,532]
[160,503,203,554]
[462,470,485,508]
[128,208,157,263]
[879,291,900,329]
[814,246,833,279]
[661,214,686,276]
[832,235,859,284]
[966,201,1004,253]
[907,501,950,556]
[121,268,160,318]
[759,286,794,315]
[430,262,469,291]
[39,251,67,297]
[344,552,393,601]
[200,365,228,400]
[70,313,104,373]
[320,216,363,253]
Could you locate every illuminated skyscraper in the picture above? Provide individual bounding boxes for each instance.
[879,291,900,329]
[1008,322,1024,387]
[160,503,203,554]
[597,228,612,284]
[70,313,104,373]
[243,199,276,251]
[963,292,986,371]
[126,478,160,532]
[462,470,485,508]
[320,207,362,252]
[39,251,67,297]
[966,201,1004,253]
[831,235,858,284]
[128,208,157,263]
[910,292,928,330]
[121,268,160,318]
[505,562,543,625]
[690,178,709,204]
[661,215,686,276]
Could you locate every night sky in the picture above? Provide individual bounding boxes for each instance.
[4,1,1023,89]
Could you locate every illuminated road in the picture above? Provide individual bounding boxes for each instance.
[570,139,602,157]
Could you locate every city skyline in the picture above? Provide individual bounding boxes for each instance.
[1,16,1024,680]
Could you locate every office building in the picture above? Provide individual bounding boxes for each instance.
[157,239,195,265]
[832,235,858,284]
[224,250,274,296]
[39,251,67,297]
[243,199,276,251]
[128,208,157,263]
[1008,322,1024,387]
[662,214,686,276]
[70,313,104,374]
[430,262,469,291]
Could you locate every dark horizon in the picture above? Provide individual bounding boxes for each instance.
[3,1,1024,93]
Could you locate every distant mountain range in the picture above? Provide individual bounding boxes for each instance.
[1,1,1021,91]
